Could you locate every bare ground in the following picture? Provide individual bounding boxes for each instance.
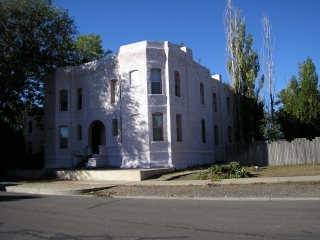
[91,182,320,199]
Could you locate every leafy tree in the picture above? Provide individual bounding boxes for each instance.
[0,0,78,126]
[224,0,263,142]
[277,57,320,139]
[73,34,112,64]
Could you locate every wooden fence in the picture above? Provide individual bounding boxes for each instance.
[225,137,320,166]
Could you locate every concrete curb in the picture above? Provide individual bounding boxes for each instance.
[2,175,320,197]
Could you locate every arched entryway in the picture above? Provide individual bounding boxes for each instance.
[89,120,106,154]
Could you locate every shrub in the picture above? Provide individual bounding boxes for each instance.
[196,162,252,180]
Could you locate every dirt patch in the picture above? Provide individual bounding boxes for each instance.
[92,182,320,199]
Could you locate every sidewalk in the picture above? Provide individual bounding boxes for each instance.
[2,175,320,196]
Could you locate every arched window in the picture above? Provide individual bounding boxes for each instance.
[130,70,139,86]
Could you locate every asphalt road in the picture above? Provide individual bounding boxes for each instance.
[0,192,319,240]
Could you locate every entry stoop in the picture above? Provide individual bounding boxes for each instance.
[55,168,174,181]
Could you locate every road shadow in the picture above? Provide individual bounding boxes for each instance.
[0,193,42,202]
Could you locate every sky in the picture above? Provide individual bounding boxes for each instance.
[54,0,320,97]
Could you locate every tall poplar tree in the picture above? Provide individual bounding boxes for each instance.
[224,0,263,142]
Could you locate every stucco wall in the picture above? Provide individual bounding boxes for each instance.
[44,40,236,169]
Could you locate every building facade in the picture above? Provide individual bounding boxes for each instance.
[44,41,235,169]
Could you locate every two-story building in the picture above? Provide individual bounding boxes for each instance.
[44,41,235,169]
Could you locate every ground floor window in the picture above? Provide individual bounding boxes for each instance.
[112,119,118,136]
[201,119,206,143]
[59,126,69,149]
[176,114,182,142]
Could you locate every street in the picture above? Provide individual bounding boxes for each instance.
[0,192,319,240]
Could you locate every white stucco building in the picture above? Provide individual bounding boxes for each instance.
[44,41,235,169]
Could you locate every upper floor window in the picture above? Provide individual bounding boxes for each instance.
[151,69,162,94]
[174,71,181,97]
[59,90,68,111]
[176,114,182,142]
[111,80,117,103]
[212,93,217,112]
[226,97,231,113]
[130,70,139,86]
[201,119,206,143]
[77,88,82,110]
[59,126,69,149]
[200,82,205,105]
[152,113,163,141]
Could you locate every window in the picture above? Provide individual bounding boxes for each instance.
[174,71,180,97]
[59,90,68,111]
[228,126,232,143]
[212,93,217,112]
[214,125,219,145]
[59,126,69,149]
[111,80,117,103]
[77,88,82,110]
[152,113,163,141]
[77,125,82,140]
[151,69,162,94]
[112,119,118,136]
[226,97,231,113]
[28,121,33,133]
[176,114,182,142]
[200,82,205,104]
[201,119,206,143]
